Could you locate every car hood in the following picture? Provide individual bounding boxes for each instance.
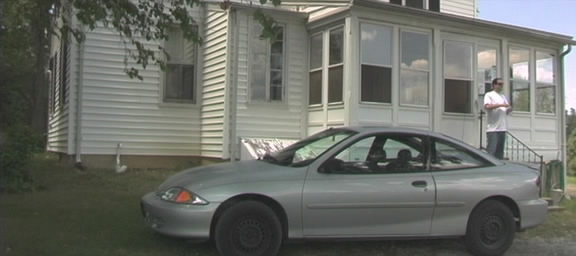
[158,160,305,192]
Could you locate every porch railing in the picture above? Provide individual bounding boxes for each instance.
[504,131,544,165]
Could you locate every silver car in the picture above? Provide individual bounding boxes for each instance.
[141,127,547,256]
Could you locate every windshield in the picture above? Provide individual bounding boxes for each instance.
[261,128,356,167]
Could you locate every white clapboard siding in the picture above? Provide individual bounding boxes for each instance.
[201,9,229,158]
[47,32,72,153]
[441,0,476,18]
[233,10,307,142]
[78,7,203,156]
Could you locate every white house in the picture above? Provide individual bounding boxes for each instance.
[47,0,575,172]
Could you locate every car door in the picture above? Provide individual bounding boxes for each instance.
[302,133,436,237]
[427,136,498,235]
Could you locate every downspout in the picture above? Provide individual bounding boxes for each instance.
[74,28,86,170]
[228,9,239,162]
[560,44,572,194]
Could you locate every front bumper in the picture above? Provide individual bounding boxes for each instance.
[140,192,220,239]
[518,198,548,230]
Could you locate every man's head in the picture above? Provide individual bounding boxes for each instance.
[491,78,503,92]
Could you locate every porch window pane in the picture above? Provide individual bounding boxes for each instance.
[444,79,471,113]
[510,80,530,112]
[361,23,392,66]
[400,69,428,106]
[328,65,343,103]
[329,28,344,65]
[361,65,391,103]
[509,47,530,112]
[309,70,322,105]
[444,41,472,113]
[310,34,323,70]
[401,31,429,106]
[477,47,497,94]
[536,51,555,114]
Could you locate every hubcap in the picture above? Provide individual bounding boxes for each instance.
[481,215,505,245]
[235,219,266,250]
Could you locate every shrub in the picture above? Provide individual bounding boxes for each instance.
[0,125,44,192]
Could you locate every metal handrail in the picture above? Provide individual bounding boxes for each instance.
[504,131,543,164]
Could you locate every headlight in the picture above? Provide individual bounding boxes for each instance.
[158,187,209,205]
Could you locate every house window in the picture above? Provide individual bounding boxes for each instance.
[60,34,70,107]
[443,41,473,114]
[509,47,530,112]
[164,26,197,103]
[535,51,555,114]
[390,0,438,11]
[477,46,498,94]
[309,33,323,105]
[251,23,285,101]
[360,23,393,103]
[48,55,57,115]
[400,30,430,106]
[328,28,344,103]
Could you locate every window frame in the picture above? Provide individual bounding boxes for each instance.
[162,25,199,104]
[508,46,531,113]
[321,133,430,175]
[328,26,345,104]
[534,50,556,115]
[443,40,474,114]
[308,32,324,106]
[359,22,394,104]
[399,29,431,107]
[390,0,428,9]
[249,22,287,102]
[429,138,494,171]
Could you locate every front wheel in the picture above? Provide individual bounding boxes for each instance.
[214,201,282,256]
[465,200,516,256]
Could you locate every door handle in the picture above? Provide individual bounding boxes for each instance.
[411,180,427,188]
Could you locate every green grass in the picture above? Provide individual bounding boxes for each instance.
[568,176,576,185]
[1,154,575,256]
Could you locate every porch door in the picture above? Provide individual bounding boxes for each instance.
[438,38,499,147]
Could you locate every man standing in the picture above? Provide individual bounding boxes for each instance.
[484,78,512,159]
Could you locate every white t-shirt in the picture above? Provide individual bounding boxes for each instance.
[484,90,510,132]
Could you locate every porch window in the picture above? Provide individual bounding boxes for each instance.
[509,47,530,112]
[60,34,70,107]
[477,47,498,94]
[443,41,473,114]
[400,30,430,106]
[251,23,285,101]
[164,26,197,103]
[328,28,344,103]
[360,23,392,103]
[535,51,555,114]
[309,33,323,105]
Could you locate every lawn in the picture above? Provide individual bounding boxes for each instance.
[1,154,576,256]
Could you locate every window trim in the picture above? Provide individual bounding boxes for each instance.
[443,40,474,115]
[399,29,432,107]
[359,22,394,104]
[328,26,345,104]
[162,25,199,105]
[308,32,324,107]
[535,50,557,115]
[249,22,287,103]
[508,46,532,113]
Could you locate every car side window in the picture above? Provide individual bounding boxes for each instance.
[430,139,491,170]
[323,134,425,174]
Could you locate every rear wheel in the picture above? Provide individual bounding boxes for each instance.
[465,200,516,256]
[214,201,282,256]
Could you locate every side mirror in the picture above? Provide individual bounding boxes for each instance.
[319,158,343,174]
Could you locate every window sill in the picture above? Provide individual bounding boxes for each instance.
[159,102,199,109]
[359,102,393,107]
[442,112,475,118]
[535,112,557,117]
[399,104,430,109]
[247,101,289,109]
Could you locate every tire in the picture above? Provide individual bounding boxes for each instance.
[465,200,516,256]
[214,201,283,256]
